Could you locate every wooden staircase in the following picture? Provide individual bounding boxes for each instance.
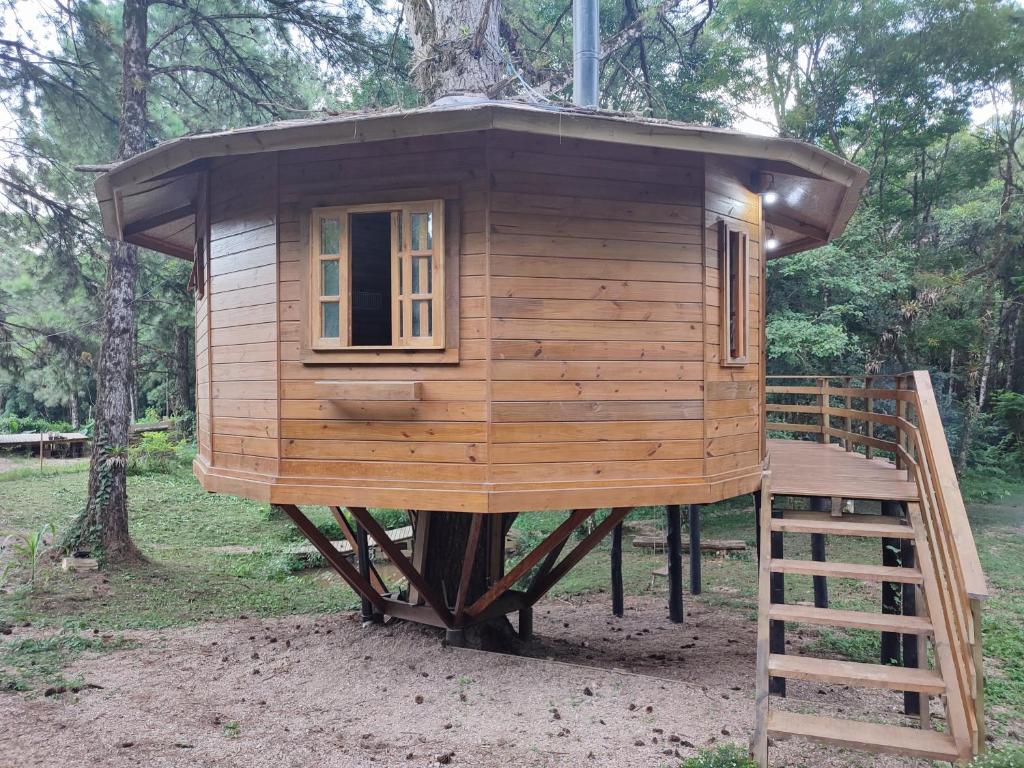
[754,372,988,766]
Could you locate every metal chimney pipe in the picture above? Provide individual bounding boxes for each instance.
[573,0,599,108]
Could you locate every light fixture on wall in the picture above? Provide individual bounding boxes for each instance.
[751,170,778,205]
[764,228,780,251]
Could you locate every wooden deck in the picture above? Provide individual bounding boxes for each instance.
[767,439,918,501]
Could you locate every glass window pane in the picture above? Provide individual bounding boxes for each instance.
[411,256,432,294]
[320,217,341,255]
[321,301,340,338]
[321,259,339,296]
[395,211,403,252]
[410,211,432,251]
[411,299,432,337]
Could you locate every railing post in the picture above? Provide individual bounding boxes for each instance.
[972,598,986,753]
[895,376,904,470]
[865,375,875,461]
[819,376,830,444]
[843,376,853,451]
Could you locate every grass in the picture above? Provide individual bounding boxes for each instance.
[0,631,134,694]
[0,453,1023,745]
[0,460,359,631]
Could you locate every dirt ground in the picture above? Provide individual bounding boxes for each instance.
[0,592,940,768]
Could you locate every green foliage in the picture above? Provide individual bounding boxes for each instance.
[127,432,190,475]
[970,746,1024,767]
[0,415,74,435]
[993,392,1024,442]
[11,524,53,587]
[222,721,241,738]
[679,743,757,768]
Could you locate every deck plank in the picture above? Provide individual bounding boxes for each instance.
[767,439,918,501]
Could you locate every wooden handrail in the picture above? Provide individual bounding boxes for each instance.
[910,371,987,600]
[766,370,988,756]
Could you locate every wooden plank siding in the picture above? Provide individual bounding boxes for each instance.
[275,133,489,489]
[204,155,281,472]
[487,133,708,488]
[196,130,766,510]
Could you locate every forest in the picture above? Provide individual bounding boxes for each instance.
[0,0,1021,492]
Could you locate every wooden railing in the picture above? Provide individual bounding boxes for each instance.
[766,372,989,756]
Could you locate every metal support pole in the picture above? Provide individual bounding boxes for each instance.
[666,504,684,623]
[880,500,902,666]
[901,536,920,715]
[769,501,786,696]
[356,522,377,624]
[689,504,702,594]
[611,521,624,617]
[810,496,830,608]
[518,606,533,641]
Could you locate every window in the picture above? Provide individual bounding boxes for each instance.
[310,200,445,350]
[718,221,749,366]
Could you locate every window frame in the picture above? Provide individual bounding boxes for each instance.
[307,199,446,353]
[718,220,750,367]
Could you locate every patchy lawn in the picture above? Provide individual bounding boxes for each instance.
[1,458,1022,767]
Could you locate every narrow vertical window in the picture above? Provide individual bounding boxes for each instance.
[317,214,344,341]
[309,200,444,351]
[719,221,749,365]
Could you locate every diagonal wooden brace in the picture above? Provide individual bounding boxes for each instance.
[527,507,633,604]
[465,508,595,619]
[453,514,485,627]
[278,504,384,613]
[347,506,455,629]
[330,506,387,594]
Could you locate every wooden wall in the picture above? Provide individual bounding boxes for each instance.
[204,156,281,479]
[275,133,489,503]
[196,130,766,510]
[703,156,764,483]
[486,131,707,496]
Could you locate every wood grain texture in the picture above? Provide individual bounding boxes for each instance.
[197,133,771,512]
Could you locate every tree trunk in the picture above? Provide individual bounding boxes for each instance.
[400,0,514,644]
[172,325,193,415]
[65,0,149,563]
[69,384,79,429]
[405,0,504,102]
[420,511,518,648]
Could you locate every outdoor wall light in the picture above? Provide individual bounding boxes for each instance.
[751,170,779,205]
[764,228,780,250]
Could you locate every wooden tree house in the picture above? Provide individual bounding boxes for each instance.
[92,100,987,765]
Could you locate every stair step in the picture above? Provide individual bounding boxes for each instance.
[767,654,945,693]
[771,512,914,539]
[769,604,932,634]
[770,559,923,584]
[767,710,961,761]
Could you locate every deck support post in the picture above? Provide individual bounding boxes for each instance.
[356,522,378,624]
[666,504,684,623]
[753,491,762,557]
[810,497,830,608]
[611,521,624,617]
[689,504,702,595]
[769,500,786,696]
[445,628,466,647]
[518,606,533,641]
[901,511,921,716]
[880,500,903,667]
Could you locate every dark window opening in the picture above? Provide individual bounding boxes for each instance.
[350,212,392,346]
[729,230,741,359]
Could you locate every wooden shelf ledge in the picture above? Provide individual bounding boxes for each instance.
[317,380,422,401]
